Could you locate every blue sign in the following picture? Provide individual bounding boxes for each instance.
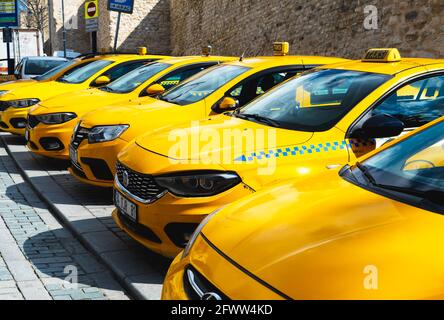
[108,0,134,14]
[0,0,18,27]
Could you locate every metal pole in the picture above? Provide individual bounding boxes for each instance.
[61,0,67,58]
[47,0,54,55]
[113,12,121,53]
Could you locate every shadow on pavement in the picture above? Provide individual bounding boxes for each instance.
[5,177,113,206]
[22,220,171,289]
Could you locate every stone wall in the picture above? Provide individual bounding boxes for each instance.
[170,0,444,59]
[48,0,171,55]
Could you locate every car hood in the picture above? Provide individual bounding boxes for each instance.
[0,79,38,91]
[203,171,444,299]
[34,88,132,115]
[135,115,313,161]
[80,97,176,126]
[0,80,82,101]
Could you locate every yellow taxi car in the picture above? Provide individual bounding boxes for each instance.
[114,48,444,257]
[0,49,168,135]
[0,58,83,95]
[26,54,236,160]
[162,116,444,300]
[70,43,347,187]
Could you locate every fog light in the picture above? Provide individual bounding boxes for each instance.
[10,118,27,129]
[39,137,64,151]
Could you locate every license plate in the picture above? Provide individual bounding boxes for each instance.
[115,191,138,221]
[25,129,29,142]
[69,146,78,165]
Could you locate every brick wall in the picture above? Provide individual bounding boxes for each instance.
[169,0,444,59]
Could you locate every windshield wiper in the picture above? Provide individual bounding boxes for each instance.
[355,162,377,185]
[100,86,115,92]
[57,78,70,83]
[374,184,444,205]
[235,113,281,128]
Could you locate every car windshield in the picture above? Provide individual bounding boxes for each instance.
[159,64,249,105]
[24,59,66,76]
[57,59,114,84]
[355,121,444,213]
[102,62,170,94]
[34,59,76,81]
[236,69,391,131]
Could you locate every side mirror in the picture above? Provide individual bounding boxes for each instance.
[94,75,111,86]
[218,97,239,111]
[146,83,166,96]
[351,114,405,139]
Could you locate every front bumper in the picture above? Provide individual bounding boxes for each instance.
[71,138,128,187]
[0,107,29,135]
[162,234,283,300]
[113,179,253,258]
[26,120,77,159]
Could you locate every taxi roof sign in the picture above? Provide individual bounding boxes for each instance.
[202,45,212,56]
[273,42,289,56]
[362,48,401,62]
[138,47,147,55]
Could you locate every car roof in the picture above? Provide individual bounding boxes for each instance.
[99,54,170,62]
[319,58,444,75]
[157,55,237,66]
[23,56,68,61]
[226,56,349,68]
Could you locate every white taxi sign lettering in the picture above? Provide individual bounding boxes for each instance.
[273,42,289,56]
[362,48,401,62]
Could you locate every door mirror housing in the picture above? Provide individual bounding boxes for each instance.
[94,76,111,86]
[146,83,166,96]
[350,114,405,139]
[218,97,239,111]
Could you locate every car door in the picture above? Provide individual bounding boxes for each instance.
[347,72,444,159]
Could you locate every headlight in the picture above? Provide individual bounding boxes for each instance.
[155,171,241,197]
[88,125,129,143]
[36,112,77,124]
[0,90,9,96]
[7,98,40,108]
[182,207,223,259]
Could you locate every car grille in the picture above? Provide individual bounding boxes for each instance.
[27,115,40,128]
[115,162,166,203]
[0,101,10,111]
[71,126,89,149]
[183,266,228,300]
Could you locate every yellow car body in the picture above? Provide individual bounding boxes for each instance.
[162,117,444,300]
[26,56,235,160]
[0,58,87,94]
[0,53,168,135]
[114,49,444,257]
[71,55,347,188]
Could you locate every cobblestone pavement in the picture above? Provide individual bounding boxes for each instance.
[0,137,130,300]
[1,134,171,300]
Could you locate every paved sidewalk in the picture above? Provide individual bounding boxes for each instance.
[0,137,129,300]
[1,133,170,300]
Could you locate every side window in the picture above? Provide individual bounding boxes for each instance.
[141,64,216,96]
[372,74,444,128]
[96,60,150,85]
[228,70,300,107]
